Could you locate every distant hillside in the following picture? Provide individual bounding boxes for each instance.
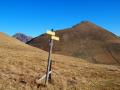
[0,32,120,90]
[13,33,32,43]
[27,21,120,65]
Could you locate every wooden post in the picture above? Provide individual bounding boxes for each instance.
[36,29,59,86]
[45,29,54,85]
[49,60,52,82]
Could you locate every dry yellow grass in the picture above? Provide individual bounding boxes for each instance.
[0,32,120,90]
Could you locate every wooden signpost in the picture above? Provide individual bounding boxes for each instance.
[36,29,59,86]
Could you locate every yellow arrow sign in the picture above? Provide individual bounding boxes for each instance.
[51,36,59,41]
[46,31,55,36]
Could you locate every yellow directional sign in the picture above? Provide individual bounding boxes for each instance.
[46,31,55,36]
[51,36,59,41]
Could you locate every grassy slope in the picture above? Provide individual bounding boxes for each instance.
[0,33,120,90]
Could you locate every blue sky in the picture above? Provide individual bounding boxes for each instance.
[0,0,120,37]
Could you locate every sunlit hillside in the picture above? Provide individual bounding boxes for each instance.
[0,32,120,90]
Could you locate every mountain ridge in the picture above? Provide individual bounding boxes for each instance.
[27,21,120,65]
[13,33,32,43]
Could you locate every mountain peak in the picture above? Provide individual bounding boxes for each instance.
[13,33,32,43]
[72,21,97,28]
[28,21,120,65]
